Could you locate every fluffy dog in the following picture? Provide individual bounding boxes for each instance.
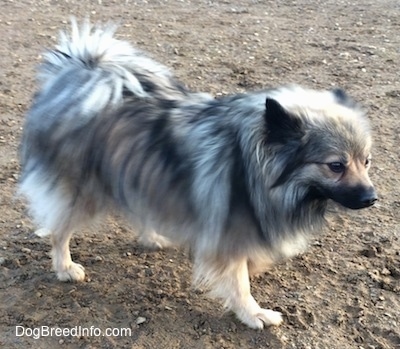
[19,21,377,329]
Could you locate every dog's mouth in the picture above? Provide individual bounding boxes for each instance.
[339,197,378,210]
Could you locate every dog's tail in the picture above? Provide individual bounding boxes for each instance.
[35,19,186,119]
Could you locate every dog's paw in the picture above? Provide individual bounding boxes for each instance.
[256,309,283,327]
[240,309,283,329]
[56,262,85,282]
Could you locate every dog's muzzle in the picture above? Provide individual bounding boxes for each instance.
[328,185,378,210]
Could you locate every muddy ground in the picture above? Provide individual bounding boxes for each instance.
[0,0,399,348]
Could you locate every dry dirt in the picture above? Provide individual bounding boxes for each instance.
[0,0,399,348]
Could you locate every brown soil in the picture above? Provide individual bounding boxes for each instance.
[1,1,399,348]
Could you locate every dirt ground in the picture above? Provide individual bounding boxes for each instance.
[0,0,399,348]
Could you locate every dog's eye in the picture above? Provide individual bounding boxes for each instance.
[327,162,345,173]
[365,158,371,167]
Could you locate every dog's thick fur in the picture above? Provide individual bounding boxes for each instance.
[19,21,377,329]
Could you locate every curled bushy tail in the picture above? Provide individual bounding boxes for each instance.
[37,19,180,110]
[22,19,212,164]
[21,19,194,169]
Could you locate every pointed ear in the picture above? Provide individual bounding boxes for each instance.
[331,88,357,108]
[265,98,304,143]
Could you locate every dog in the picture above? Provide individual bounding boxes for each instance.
[19,20,377,329]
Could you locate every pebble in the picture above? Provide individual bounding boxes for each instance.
[34,228,51,237]
[136,316,147,325]
[360,247,377,258]
[0,257,6,265]
[21,247,31,254]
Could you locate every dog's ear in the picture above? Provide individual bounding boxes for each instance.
[331,88,357,108]
[264,98,304,143]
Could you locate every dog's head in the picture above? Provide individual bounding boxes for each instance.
[265,87,377,210]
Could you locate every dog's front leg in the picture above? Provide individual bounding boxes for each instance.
[194,256,282,329]
[222,258,283,329]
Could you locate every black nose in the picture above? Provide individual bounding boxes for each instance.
[326,185,378,210]
[360,189,378,207]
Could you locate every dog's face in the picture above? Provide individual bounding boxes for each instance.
[265,89,377,210]
[306,154,377,209]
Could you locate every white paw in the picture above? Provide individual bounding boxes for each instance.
[240,309,283,329]
[56,262,85,282]
[256,308,283,327]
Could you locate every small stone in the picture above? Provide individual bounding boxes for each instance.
[0,257,6,265]
[360,247,377,258]
[34,228,51,237]
[136,316,146,325]
[95,256,103,261]
[21,247,31,254]
[126,252,132,256]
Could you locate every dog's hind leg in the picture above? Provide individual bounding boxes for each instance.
[50,224,85,282]
[19,171,102,282]
[33,217,87,282]
[47,195,104,282]
[33,226,85,281]
[194,256,283,329]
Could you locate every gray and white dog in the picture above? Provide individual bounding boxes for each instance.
[19,21,377,329]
